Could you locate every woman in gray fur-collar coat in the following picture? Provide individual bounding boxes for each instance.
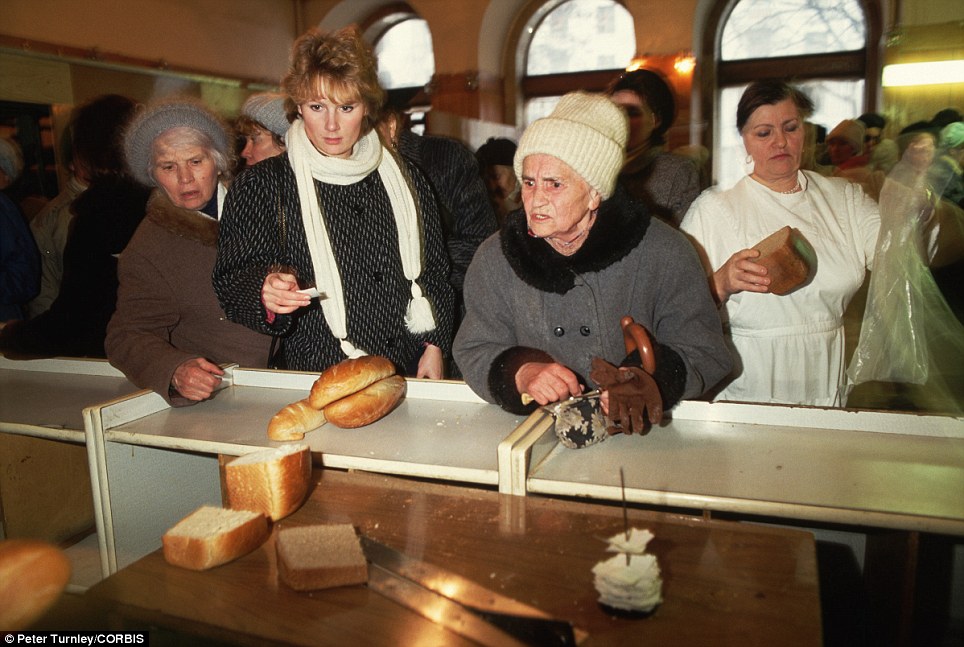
[454,92,730,435]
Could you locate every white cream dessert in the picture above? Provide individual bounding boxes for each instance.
[592,528,663,613]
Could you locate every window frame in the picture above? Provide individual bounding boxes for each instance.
[700,0,882,184]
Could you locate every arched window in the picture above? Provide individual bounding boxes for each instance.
[373,16,435,91]
[520,0,635,125]
[364,7,435,132]
[709,0,879,189]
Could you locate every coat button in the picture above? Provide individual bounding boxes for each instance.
[372,270,383,282]
[553,326,565,337]
[579,326,591,336]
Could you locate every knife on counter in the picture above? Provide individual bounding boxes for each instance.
[360,535,582,646]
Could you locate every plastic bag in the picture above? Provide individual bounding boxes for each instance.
[844,157,964,411]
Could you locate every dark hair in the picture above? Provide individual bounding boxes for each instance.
[71,94,138,178]
[857,112,886,130]
[475,137,517,168]
[931,108,962,129]
[736,80,814,133]
[283,26,385,136]
[608,68,675,146]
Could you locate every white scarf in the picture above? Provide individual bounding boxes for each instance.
[286,119,436,358]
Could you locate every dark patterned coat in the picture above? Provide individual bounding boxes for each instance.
[214,152,454,374]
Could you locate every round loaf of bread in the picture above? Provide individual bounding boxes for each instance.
[309,355,397,410]
[0,539,71,630]
[324,374,407,428]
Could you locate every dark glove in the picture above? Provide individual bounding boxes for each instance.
[590,357,663,435]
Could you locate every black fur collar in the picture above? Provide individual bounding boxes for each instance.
[500,185,651,293]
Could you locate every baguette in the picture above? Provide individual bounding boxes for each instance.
[161,506,268,571]
[276,524,368,591]
[752,226,816,296]
[324,375,407,429]
[309,355,396,410]
[0,539,71,630]
[268,399,327,441]
[225,444,311,521]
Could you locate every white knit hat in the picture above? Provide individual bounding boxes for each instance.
[514,91,627,199]
[123,96,230,186]
[827,119,866,153]
[242,92,290,137]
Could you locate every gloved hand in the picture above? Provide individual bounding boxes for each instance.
[590,357,663,435]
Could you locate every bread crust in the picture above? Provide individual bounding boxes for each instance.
[324,375,407,428]
[753,226,815,296]
[268,399,327,441]
[225,445,311,521]
[0,539,71,630]
[161,506,269,571]
[309,355,397,409]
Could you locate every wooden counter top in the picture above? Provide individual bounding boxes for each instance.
[83,469,821,646]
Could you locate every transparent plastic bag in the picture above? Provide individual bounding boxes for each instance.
[845,157,964,411]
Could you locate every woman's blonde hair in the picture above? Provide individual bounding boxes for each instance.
[283,26,385,135]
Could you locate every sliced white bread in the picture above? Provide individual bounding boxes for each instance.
[276,524,369,591]
[224,443,311,521]
[161,506,269,571]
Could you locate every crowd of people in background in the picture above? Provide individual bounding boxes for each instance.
[0,24,961,417]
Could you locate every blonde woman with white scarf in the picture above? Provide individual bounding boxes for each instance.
[214,27,453,378]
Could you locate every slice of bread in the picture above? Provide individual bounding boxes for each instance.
[276,524,368,591]
[162,506,269,571]
[225,443,311,521]
[752,226,816,296]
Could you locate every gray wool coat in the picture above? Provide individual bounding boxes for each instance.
[453,186,731,415]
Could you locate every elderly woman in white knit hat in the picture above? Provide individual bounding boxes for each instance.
[106,96,270,405]
[214,27,453,378]
[454,91,731,439]
[237,92,289,168]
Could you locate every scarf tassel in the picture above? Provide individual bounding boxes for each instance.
[404,281,436,333]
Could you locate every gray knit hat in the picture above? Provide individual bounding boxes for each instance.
[0,137,24,183]
[514,91,627,199]
[241,92,290,137]
[123,96,230,186]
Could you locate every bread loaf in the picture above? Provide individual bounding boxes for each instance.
[324,375,407,428]
[276,524,368,591]
[268,399,327,441]
[0,539,71,630]
[225,444,311,521]
[752,226,816,296]
[309,355,396,409]
[161,506,268,571]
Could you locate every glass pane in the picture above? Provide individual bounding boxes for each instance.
[721,0,866,61]
[527,0,635,75]
[524,96,562,127]
[376,19,435,90]
[715,79,865,190]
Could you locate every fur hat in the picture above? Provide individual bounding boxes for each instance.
[241,92,290,138]
[123,96,230,186]
[514,91,627,199]
[826,119,866,153]
[0,137,24,183]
